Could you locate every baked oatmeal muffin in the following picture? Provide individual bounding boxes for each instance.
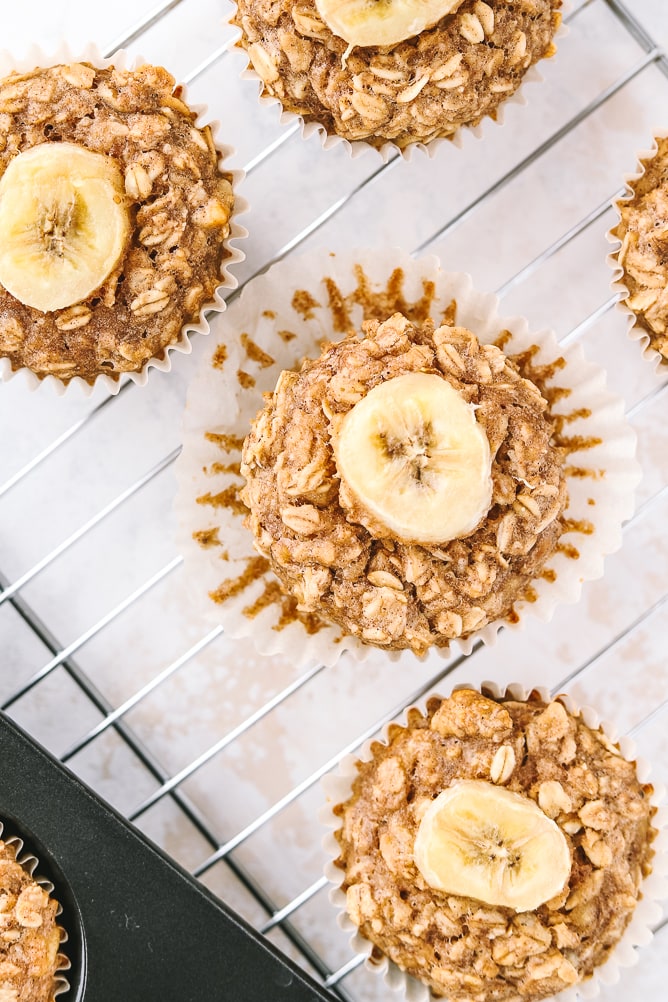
[0,61,237,384]
[232,0,562,149]
[0,838,64,1001]
[241,313,568,654]
[611,135,668,364]
[330,688,657,1001]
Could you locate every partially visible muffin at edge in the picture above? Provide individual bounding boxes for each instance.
[0,838,64,1002]
[0,62,236,383]
[332,688,657,1002]
[232,0,563,148]
[613,135,668,363]
[240,313,568,654]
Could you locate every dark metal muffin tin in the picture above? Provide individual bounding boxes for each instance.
[0,712,334,1002]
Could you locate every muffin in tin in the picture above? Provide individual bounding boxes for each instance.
[232,0,563,149]
[0,61,237,384]
[330,687,657,1001]
[611,135,668,364]
[241,312,568,654]
[0,837,65,1001]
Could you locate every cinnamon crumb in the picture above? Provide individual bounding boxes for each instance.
[197,484,248,515]
[210,555,270,604]
[210,461,242,476]
[212,344,228,370]
[442,299,457,326]
[205,431,245,451]
[193,527,222,549]
[241,332,275,367]
[292,289,321,321]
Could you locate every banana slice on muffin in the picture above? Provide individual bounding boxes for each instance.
[0,142,130,313]
[315,0,464,48]
[332,371,493,544]
[414,779,571,911]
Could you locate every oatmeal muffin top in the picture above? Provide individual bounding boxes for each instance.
[233,0,562,148]
[241,313,568,654]
[0,62,235,383]
[333,688,656,1002]
[0,839,64,1002]
[613,135,668,363]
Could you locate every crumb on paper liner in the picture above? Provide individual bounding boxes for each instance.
[226,2,569,164]
[0,41,247,397]
[607,131,668,372]
[0,819,71,999]
[319,681,668,1002]
[175,248,639,669]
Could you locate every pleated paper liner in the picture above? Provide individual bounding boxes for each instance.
[607,130,668,371]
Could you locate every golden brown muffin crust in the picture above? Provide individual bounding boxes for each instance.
[241,314,568,653]
[233,0,562,147]
[334,690,656,1001]
[0,63,235,382]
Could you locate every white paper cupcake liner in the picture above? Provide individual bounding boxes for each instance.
[0,41,247,396]
[228,2,568,163]
[320,681,668,1002]
[0,819,71,997]
[175,247,640,669]
[606,131,668,372]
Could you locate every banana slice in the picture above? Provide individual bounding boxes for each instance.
[0,142,130,313]
[414,780,572,912]
[332,371,492,544]
[315,0,463,48]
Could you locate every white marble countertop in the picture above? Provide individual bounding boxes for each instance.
[1,2,667,999]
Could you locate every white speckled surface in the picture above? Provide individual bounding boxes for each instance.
[0,1,667,999]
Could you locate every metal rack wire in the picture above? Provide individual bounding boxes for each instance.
[1,1,668,999]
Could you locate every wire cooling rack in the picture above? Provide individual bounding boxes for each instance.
[1,1,668,1000]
